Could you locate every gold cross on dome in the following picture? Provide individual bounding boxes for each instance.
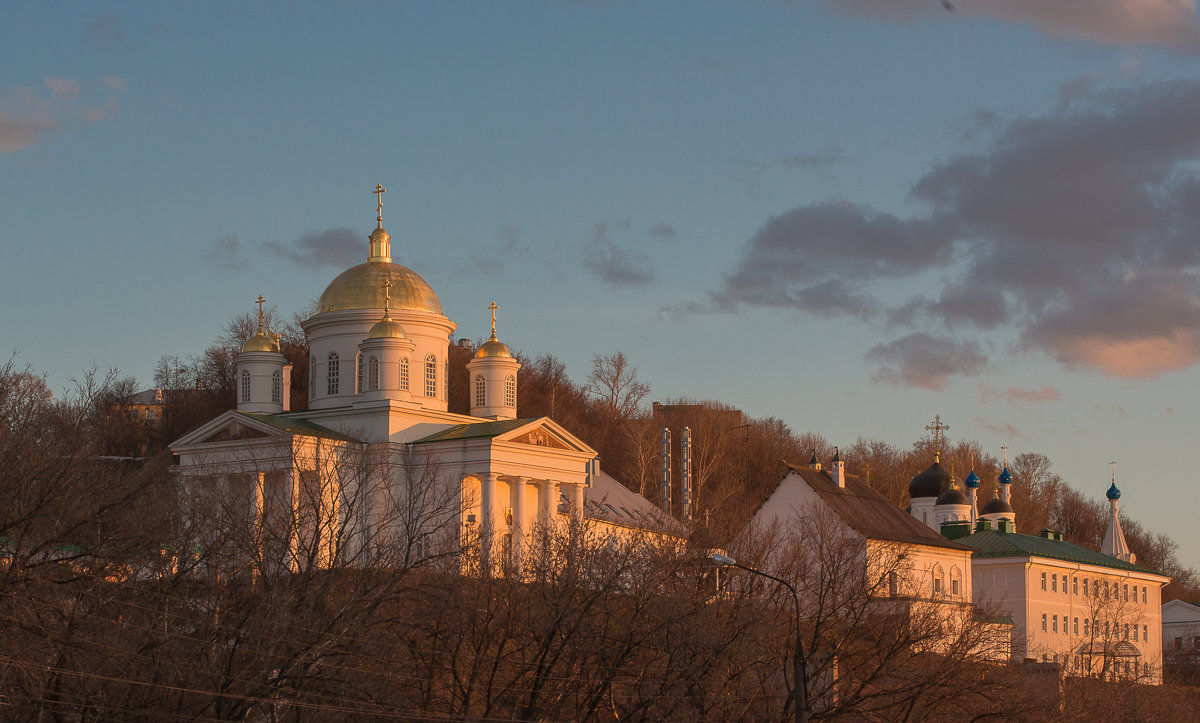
[1110,460,1118,484]
[488,300,499,336]
[255,295,266,332]
[925,414,949,463]
[373,183,386,226]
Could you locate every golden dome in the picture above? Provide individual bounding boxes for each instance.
[317,261,443,315]
[242,332,277,353]
[475,335,513,358]
[367,314,406,339]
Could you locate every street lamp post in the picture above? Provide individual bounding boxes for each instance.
[712,552,809,723]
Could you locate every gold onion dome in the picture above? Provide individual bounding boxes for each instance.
[367,312,406,339]
[317,262,443,314]
[475,333,513,358]
[242,331,277,352]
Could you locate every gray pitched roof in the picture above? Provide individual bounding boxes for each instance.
[237,412,361,442]
[765,463,971,552]
[411,417,542,444]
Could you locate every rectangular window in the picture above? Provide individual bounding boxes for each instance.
[1084,619,1089,637]
[1124,584,1129,601]
[1041,613,1047,632]
[1073,617,1078,635]
[1134,625,1139,642]
[1052,575,1057,592]
[1084,579,1089,597]
[1143,587,1147,604]
[1073,576,1078,595]
[1053,615,1058,633]
[952,578,960,596]
[1041,572,1047,591]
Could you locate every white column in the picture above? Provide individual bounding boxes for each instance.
[567,482,585,525]
[538,479,557,528]
[511,475,530,571]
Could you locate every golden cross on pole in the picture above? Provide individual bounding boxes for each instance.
[863,462,873,487]
[924,414,949,463]
[488,300,499,337]
[1110,460,1118,484]
[1001,445,1009,466]
[255,295,266,332]
[373,183,387,228]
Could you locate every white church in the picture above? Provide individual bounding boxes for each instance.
[170,186,672,576]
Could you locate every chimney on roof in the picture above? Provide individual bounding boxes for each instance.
[830,447,845,488]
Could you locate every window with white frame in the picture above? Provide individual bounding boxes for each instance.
[1041,613,1047,632]
[327,351,340,395]
[368,356,379,390]
[505,374,515,407]
[240,370,251,402]
[474,375,486,407]
[1041,572,1047,591]
[399,357,408,390]
[272,370,281,403]
[424,354,437,397]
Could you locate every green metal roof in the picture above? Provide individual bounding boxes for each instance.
[961,529,1156,574]
[412,417,542,444]
[237,412,360,442]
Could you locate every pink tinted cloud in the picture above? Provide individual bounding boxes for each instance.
[973,417,1021,439]
[978,384,1060,406]
[821,0,1200,51]
[0,77,121,152]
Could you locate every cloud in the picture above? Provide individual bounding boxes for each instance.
[206,235,244,270]
[648,224,676,240]
[581,222,654,287]
[973,417,1021,439]
[0,77,122,152]
[86,14,123,43]
[817,0,1200,52]
[261,227,363,269]
[44,77,80,99]
[695,77,1200,381]
[866,333,987,390]
[978,383,1060,406]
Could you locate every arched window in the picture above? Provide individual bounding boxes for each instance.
[474,375,486,407]
[368,356,379,390]
[505,375,516,407]
[399,357,409,390]
[240,369,251,403]
[424,354,436,397]
[272,370,281,403]
[356,352,364,394]
[327,351,340,396]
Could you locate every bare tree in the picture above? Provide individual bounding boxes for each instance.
[585,351,650,421]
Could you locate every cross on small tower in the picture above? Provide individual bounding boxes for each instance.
[1111,460,1118,484]
[863,462,873,487]
[373,183,387,228]
[255,295,266,332]
[488,300,499,338]
[925,414,949,463]
[1001,445,1009,466]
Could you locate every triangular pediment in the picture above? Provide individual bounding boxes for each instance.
[198,420,269,443]
[510,426,571,450]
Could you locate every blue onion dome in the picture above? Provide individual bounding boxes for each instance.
[981,491,1013,515]
[909,461,950,499]
[936,482,969,506]
[831,447,842,463]
[998,466,1013,485]
[808,451,819,467]
[1106,482,1121,500]
[964,470,980,489]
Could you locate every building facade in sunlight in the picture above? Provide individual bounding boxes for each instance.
[170,187,673,576]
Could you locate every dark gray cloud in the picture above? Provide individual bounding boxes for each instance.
[582,222,654,287]
[206,235,244,270]
[648,224,676,240]
[261,227,363,269]
[700,78,1200,381]
[867,333,988,390]
[815,0,1200,52]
